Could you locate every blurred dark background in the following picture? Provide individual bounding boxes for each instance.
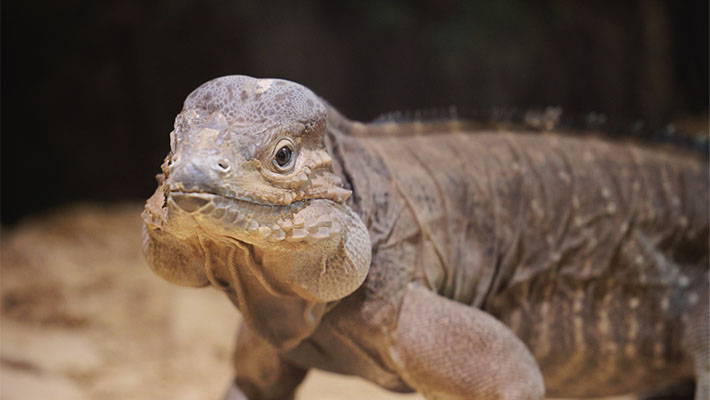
[1,0,708,225]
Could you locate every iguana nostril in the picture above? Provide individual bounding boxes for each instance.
[216,161,230,171]
[171,193,210,213]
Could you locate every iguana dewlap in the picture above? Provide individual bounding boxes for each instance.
[142,75,709,400]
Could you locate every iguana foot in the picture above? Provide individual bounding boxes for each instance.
[222,381,296,400]
[227,321,307,400]
[223,382,249,400]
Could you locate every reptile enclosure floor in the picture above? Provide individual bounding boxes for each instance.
[0,204,629,400]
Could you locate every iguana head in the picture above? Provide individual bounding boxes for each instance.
[142,75,371,306]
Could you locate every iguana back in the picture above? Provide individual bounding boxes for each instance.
[330,125,708,397]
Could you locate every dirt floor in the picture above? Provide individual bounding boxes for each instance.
[0,204,422,400]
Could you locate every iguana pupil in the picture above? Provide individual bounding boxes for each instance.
[274,146,292,168]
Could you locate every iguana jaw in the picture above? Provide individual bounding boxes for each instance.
[163,190,342,246]
[142,182,372,303]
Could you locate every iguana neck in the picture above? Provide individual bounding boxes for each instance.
[199,235,332,351]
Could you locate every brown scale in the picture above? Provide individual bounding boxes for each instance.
[344,128,707,397]
[474,135,705,396]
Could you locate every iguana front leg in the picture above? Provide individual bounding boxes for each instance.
[384,283,544,399]
[224,320,308,400]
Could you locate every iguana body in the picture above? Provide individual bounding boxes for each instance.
[142,76,709,399]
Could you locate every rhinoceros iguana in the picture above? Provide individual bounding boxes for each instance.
[142,75,709,399]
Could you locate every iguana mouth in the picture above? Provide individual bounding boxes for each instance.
[168,189,304,211]
[166,190,341,244]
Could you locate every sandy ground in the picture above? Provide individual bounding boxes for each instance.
[0,204,422,400]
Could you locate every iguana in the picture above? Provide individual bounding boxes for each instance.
[142,75,709,399]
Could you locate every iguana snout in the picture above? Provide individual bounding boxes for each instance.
[163,128,234,197]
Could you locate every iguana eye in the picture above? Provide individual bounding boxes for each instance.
[272,139,295,172]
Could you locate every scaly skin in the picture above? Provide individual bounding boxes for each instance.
[142,75,708,399]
